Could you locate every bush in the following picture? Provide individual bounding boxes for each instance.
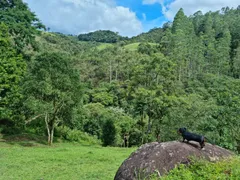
[0,118,22,135]
[161,157,240,180]
[102,119,116,146]
[55,126,101,145]
[129,128,143,146]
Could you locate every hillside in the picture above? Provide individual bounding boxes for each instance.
[129,27,164,43]
[1,0,240,154]
[78,30,128,43]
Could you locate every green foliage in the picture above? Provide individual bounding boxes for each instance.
[0,23,26,118]
[24,52,81,113]
[2,0,240,151]
[102,119,116,146]
[55,126,101,145]
[96,43,114,50]
[92,92,114,106]
[37,32,99,55]
[23,52,82,145]
[161,157,240,180]
[128,128,143,146]
[0,0,45,51]
[138,43,158,55]
[130,27,164,43]
[78,30,128,43]
[124,42,140,51]
[79,103,135,146]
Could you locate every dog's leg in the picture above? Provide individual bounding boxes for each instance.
[200,137,205,149]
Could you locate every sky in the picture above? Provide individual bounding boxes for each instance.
[22,0,239,37]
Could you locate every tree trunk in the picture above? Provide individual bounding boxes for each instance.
[45,113,55,146]
[45,113,51,145]
[109,60,112,83]
[50,126,54,145]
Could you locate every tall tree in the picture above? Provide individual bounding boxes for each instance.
[24,52,82,145]
[171,8,197,81]
[172,8,188,34]
[201,13,217,73]
[0,0,45,52]
[233,46,240,78]
[0,23,26,118]
[215,23,231,75]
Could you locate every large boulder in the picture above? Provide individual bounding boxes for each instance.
[114,141,234,180]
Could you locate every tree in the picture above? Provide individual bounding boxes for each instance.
[102,119,116,146]
[172,8,188,34]
[24,52,82,145]
[215,23,231,75]
[170,8,197,81]
[0,0,45,52]
[0,23,26,118]
[233,46,240,78]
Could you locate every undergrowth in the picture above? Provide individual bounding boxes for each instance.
[147,157,240,180]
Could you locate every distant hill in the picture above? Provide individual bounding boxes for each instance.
[78,30,128,43]
[35,32,100,55]
[77,27,165,45]
[129,27,164,43]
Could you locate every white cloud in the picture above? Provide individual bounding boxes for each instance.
[23,0,143,37]
[143,0,240,20]
[142,13,147,21]
[142,0,159,5]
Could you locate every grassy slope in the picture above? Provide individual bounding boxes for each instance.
[0,142,135,180]
[35,32,159,53]
[96,43,114,50]
[124,43,140,51]
[124,42,158,51]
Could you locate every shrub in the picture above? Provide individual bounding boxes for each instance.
[161,157,240,180]
[55,126,101,145]
[102,119,116,146]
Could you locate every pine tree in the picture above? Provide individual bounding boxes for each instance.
[215,23,231,75]
[233,46,240,78]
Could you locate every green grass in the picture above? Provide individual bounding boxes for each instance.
[0,141,135,180]
[124,43,140,51]
[124,42,158,51]
[96,43,114,50]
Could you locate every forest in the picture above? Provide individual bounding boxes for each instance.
[1,0,240,154]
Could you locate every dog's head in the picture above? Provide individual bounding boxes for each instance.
[178,127,187,134]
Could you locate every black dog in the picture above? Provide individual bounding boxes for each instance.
[178,128,205,149]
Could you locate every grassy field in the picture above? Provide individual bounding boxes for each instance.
[0,140,136,180]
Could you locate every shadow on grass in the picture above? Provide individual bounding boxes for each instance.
[1,133,49,147]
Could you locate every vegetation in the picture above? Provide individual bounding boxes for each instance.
[0,0,45,52]
[129,27,164,43]
[1,0,240,178]
[1,0,240,152]
[138,157,240,179]
[78,30,128,43]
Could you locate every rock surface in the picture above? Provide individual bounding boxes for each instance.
[114,141,234,180]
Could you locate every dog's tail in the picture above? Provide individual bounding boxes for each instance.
[204,137,215,145]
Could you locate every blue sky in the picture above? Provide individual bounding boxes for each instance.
[116,0,163,21]
[23,0,239,37]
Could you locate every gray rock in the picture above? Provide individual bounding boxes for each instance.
[114,141,234,180]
